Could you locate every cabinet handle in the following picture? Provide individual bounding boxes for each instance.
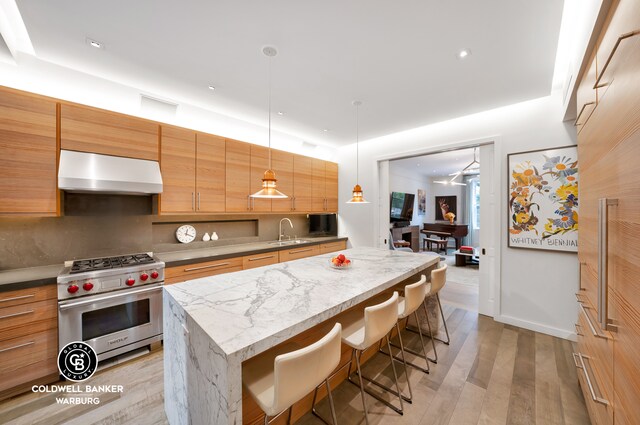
[577,353,610,405]
[575,292,588,304]
[579,303,607,339]
[0,294,34,304]
[198,192,201,210]
[292,197,296,211]
[594,30,640,89]
[184,262,230,272]
[0,341,35,354]
[572,352,581,368]
[248,255,276,262]
[247,195,251,211]
[575,323,583,336]
[574,102,595,126]
[0,310,34,320]
[192,192,195,211]
[598,198,618,331]
[289,248,313,254]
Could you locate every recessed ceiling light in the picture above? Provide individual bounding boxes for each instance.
[457,48,471,59]
[208,85,216,91]
[323,129,329,132]
[277,111,284,116]
[86,38,103,49]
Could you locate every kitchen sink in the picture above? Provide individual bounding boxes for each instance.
[268,239,309,246]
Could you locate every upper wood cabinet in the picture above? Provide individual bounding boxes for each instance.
[0,88,58,216]
[271,149,294,212]
[311,159,339,212]
[325,161,338,212]
[60,103,159,160]
[293,154,313,212]
[225,139,251,212]
[196,133,225,213]
[250,145,272,212]
[160,126,196,214]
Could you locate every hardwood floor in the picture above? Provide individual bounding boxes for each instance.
[0,305,589,425]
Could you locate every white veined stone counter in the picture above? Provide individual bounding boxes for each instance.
[163,246,440,424]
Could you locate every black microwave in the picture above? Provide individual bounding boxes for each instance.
[308,213,337,236]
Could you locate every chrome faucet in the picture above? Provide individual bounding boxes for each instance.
[279,218,293,241]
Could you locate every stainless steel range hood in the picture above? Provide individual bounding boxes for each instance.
[58,150,163,195]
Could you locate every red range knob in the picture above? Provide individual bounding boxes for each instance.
[140,273,149,281]
[150,271,159,279]
[83,282,94,291]
[126,278,135,286]
[67,284,79,294]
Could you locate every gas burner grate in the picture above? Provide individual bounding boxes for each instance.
[69,253,155,274]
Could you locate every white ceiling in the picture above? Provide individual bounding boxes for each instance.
[390,148,477,178]
[16,0,563,146]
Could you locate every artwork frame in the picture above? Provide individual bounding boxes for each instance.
[435,196,457,221]
[507,145,578,252]
[417,189,426,216]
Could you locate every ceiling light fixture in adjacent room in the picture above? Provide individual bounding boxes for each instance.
[87,38,103,49]
[277,111,284,116]
[250,46,288,199]
[457,48,471,59]
[347,100,369,204]
[435,147,479,186]
[208,85,216,91]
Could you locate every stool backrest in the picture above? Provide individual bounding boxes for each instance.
[402,275,427,316]
[429,263,447,295]
[364,292,399,348]
[273,323,342,414]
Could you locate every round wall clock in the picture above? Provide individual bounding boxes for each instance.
[176,225,197,244]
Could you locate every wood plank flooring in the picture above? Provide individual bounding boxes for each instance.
[0,305,590,425]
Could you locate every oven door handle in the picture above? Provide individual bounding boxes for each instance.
[59,285,163,310]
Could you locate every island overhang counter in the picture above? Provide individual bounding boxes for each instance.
[163,246,440,425]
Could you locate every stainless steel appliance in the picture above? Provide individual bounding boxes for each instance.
[57,253,164,362]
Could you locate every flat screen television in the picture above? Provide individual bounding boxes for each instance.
[308,213,337,235]
[390,192,415,222]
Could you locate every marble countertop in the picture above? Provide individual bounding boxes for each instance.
[165,247,439,361]
[155,235,347,267]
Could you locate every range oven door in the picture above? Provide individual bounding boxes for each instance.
[58,284,163,360]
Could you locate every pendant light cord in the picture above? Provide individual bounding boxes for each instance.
[268,54,272,168]
[356,103,359,185]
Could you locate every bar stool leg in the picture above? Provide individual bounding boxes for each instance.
[436,293,451,344]
[386,335,404,413]
[311,379,338,425]
[423,300,439,363]
[354,349,370,425]
[394,322,413,402]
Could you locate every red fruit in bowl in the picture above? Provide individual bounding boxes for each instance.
[337,254,346,262]
[344,259,351,265]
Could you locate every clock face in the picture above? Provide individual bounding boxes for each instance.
[176,225,197,244]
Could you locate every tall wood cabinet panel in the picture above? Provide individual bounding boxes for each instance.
[250,145,272,212]
[0,88,57,216]
[271,149,294,212]
[311,158,326,212]
[293,154,313,212]
[196,133,226,212]
[575,1,640,423]
[60,103,159,160]
[160,126,196,213]
[325,161,338,212]
[225,139,251,212]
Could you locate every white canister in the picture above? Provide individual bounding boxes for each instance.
[211,231,219,241]
[202,232,211,242]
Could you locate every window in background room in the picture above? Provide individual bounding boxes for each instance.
[471,178,480,230]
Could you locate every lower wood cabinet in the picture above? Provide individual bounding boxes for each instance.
[319,240,347,254]
[0,284,58,400]
[278,245,320,262]
[165,257,243,284]
[242,252,279,270]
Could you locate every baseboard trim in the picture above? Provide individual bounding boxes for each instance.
[494,314,576,341]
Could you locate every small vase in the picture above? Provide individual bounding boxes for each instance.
[448,218,455,224]
[202,232,211,242]
[211,232,219,241]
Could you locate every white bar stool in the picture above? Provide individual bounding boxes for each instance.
[337,292,405,424]
[406,264,451,363]
[242,323,342,425]
[382,274,431,383]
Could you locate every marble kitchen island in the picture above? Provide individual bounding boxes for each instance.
[163,246,440,425]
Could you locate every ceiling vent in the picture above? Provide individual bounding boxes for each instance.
[140,94,178,120]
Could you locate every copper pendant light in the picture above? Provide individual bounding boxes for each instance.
[251,46,287,199]
[347,100,369,204]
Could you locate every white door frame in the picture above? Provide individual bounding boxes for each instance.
[373,136,502,318]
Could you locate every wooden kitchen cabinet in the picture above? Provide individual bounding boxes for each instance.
[0,284,58,400]
[271,149,294,212]
[311,158,326,212]
[319,240,347,254]
[278,245,320,262]
[196,133,226,213]
[574,51,598,134]
[165,256,244,284]
[325,161,338,212]
[160,126,197,214]
[60,103,159,161]
[242,252,279,270]
[225,139,251,212]
[293,154,313,212]
[250,144,272,212]
[0,87,58,216]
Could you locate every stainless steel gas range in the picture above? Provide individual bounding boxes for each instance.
[57,253,165,362]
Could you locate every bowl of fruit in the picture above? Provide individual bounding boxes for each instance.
[330,253,352,269]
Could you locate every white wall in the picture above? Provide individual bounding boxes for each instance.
[338,93,579,339]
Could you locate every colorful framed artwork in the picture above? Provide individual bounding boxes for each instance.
[417,189,426,216]
[508,145,578,252]
[435,196,457,220]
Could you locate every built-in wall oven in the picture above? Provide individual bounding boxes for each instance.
[57,253,165,362]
